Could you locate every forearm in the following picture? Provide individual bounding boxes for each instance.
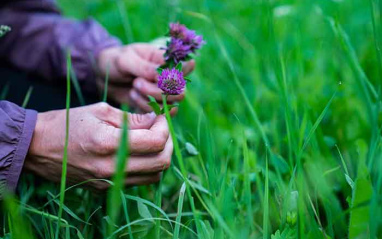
[0,101,37,195]
[0,0,121,94]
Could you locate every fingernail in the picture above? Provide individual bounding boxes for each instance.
[147,112,156,118]
[130,90,138,100]
[135,81,142,89]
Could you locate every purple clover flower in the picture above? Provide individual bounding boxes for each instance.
[169,22,188,39]
[158,68,186,95]
[164,38,192,64]
[164,22,205,64]
[181,29,205,51]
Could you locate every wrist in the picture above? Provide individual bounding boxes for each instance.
[26,112,50,163]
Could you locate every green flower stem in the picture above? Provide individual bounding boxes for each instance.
[162,94,186,181]
[162,94,209,236]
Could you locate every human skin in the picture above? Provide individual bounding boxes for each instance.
[97,43,195,112]
[25,103,173,191]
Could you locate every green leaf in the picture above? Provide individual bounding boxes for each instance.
[125,194,173,230]
[271,226,296,239]
[184,77,192,83]
[173,183,186,239]
[148,95,157,103]
[188,180,211,196]
[49,193,90,225]
[148,96,162,115]
[137,201,153,222]
[148,102,161,115]
[345,174,354,189]
[185,142,199,155]
[349,163,372,239]
[175,62,183,71]
[156,68,164,74]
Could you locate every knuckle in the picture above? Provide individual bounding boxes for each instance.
[89,134,102,148]
[141,64,154,78]
[158,153,171,169]
[92,163,113,179]
[129,113,146,126]
[90,135,105,152]
[95,102,112,115]
[90,131,116,155]
[151,135,167,152]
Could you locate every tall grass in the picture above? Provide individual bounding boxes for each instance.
[55,49,71,239]
[1,0,382,238]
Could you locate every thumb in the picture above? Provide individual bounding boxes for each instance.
[128,112,157,130]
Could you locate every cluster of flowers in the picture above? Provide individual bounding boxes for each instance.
[157,23,205,96]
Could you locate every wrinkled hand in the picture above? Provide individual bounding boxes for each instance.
[25,103,173,191]
[97,43,195,112]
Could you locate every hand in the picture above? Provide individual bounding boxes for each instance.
[25,103,173,191]
[97,43,195,112]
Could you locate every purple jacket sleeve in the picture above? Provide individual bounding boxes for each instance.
[0,0,121,94]
[0,101,37,194]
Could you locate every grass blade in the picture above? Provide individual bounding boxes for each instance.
[107,104,129,237]
[173,183,186,239]
[0,82,10,100]
[162,95,204,236]
[263,149,269,239]
[120,191,134,239]
[298,91,336,159]
[349,163,373,238]
[3,194,35,239]
[70,69,85,106]
[22,86,33,108]
[55,49,71,239]
[102,62,111,102]
[155,172,164,239]
[243,137,254,231]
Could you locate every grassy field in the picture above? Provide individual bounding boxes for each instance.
[2,0,382,238]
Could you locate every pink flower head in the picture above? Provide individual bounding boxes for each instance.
[158,68,186,95]
[164,22,205,64]
[164,38,192,64]
[169,22,188,39]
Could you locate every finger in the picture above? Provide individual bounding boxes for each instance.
[169,107,178,116]
[133,78,185,102]
[109,114,169,154]
[91,136,173,177]
[127,135,173,174]
[91,102,157,131]
[128,115,169,154]
[129,89,153,112]
[128,112,157,130]
[117,50,159,81]
[132,43,166,65]
[91,102,126,128]
[98,47,128,81]
[183,60,195,76]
